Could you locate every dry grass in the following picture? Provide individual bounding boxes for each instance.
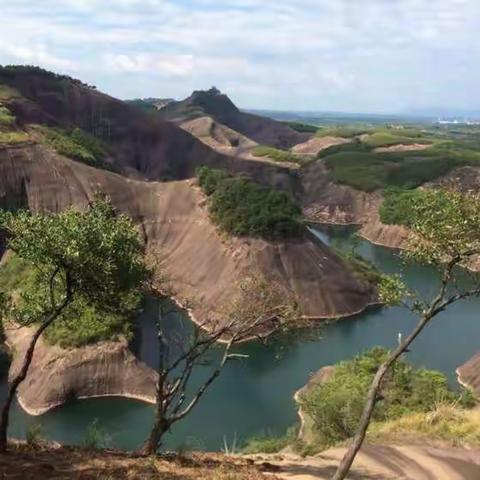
[0,443,278,480]
[368,403,480,447]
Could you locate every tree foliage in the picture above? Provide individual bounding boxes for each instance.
[197,167,303,240]
[1,197,149,320]
[301,347,473,449]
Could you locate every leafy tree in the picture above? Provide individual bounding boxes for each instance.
[143,272,298,454]
[0,197,149,451]
[332,188,480,480]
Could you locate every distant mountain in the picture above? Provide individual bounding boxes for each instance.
[126,97,175,114]
[158,87,310,149]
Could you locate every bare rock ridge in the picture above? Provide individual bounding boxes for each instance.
[0,68,295,191]
[158,86,310,149]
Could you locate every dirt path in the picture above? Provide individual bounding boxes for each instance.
[251,444,480,479]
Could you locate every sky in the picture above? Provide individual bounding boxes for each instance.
[0,0,478,113]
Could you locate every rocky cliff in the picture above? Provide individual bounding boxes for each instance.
[5,323,157,415]
[457,353,480,395]
[300,160,409,248]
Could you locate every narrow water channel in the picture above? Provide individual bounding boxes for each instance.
[2,226,480,451]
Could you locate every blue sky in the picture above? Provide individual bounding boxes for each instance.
[0,0,478,113]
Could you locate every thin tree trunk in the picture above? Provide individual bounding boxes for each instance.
[143,406,169,455]
[0,294,71,453]
[143,298,168,455]
[331,315,430,480]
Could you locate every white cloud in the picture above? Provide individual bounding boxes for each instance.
[104,53,193,76]
[0,0,479,111]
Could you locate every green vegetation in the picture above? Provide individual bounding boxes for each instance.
[316,125,372,138]
[42,127,115,171]
[26,422,45,448]
[343,251,382,284]
[0,197,149,451]
[83,419,109,450]
[316,140,370,159]
[0,131,30,144]
[284,121,319,133]
[0,106,15,127]
[300,347,474,449]
[243,427,298,454]
[379,188,425,226]
[252,145,307,164]
[0,104,29,144]
[0,199,149,348]
[127,99,159,114]
[324,151,387,191]
[360,131,426,148]
[197,166,303,240]
[0,253,137,350]
[323,147,460,192]
[0,65,96,90]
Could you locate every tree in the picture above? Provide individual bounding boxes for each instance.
[332,188,480,480]
[0,197,149,452]
[143,273,298,455]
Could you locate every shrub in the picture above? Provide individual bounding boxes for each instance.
[252,145,306,164]
[26,422,44,447]
[0,106,15,127]
[83,419,109,450]
[44,128,96,164]
[42,127,115,172]
[242,427,298,454]
[197,167,303,240]
[379,188,425,226]
[300,347,472,449]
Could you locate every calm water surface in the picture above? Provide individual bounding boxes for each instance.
[2,227,480,450]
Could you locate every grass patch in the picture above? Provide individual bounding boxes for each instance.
[197,166,303,240]
[299,347,475,450]
[0,131,30,144]
[361,132,427,148]
[316,125,372,138]
[252,145,307,164]
[243,427,298,454]
[368,403,480,447]
[0,106,15,127]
